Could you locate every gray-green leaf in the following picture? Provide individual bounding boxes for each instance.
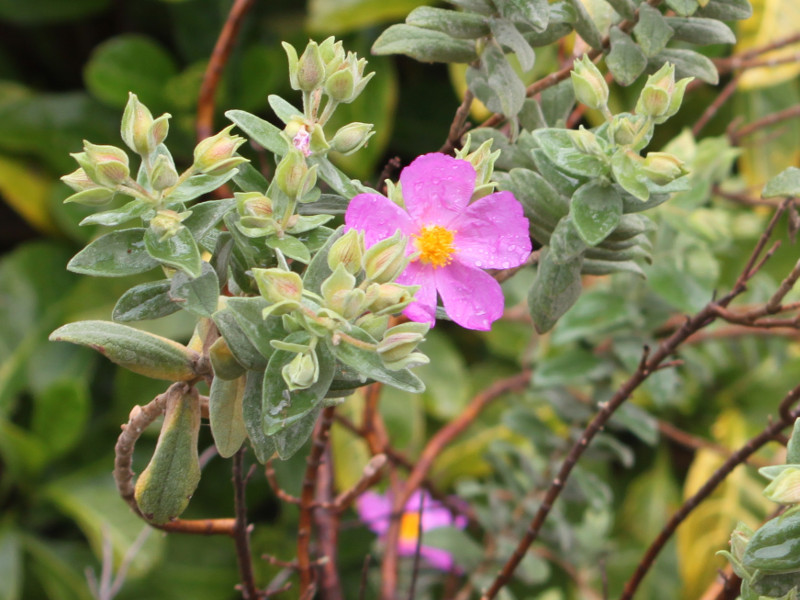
[372,24,479,63]
[68,228,157,277]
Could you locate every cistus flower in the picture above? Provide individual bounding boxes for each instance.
[345,153,531,330]
[356,490,467,571]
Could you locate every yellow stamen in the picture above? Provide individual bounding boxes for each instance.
[400,512,420,544]
[413,225,456,268]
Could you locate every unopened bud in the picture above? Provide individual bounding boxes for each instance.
[364,282,416,315]
[275,149,317,200]
[193,125,247,175]
[330,122,374,155]
[327,229,364,275]
[568,126,603,156]
[61,167,101,192]
[609,114,651,149]
[355,313,390,340]
[571,55,608,111]
[456,135,500,189]
[319,37,346,74]
[764,467,800,504]
[121,92,171,156]
[641,152,686,185]
[363,231,409,284]
[377,322,429,369]
[635,63,692,124]
[150,209,190,241]
[64,187,116,206]
[297,41,326,92]
[321,264,356,304]
[325,68,355,103]
[78,141,131,188]
[282,349,319,391]
[150,154,179,190]
[253,268,303,316]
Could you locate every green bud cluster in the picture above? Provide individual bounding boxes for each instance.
[456,135,501,200]
[634,63,692,125]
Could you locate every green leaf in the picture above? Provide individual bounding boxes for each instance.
[567,0,602,48]
[743,512,800,572]
[212,308,269,371]
[265,234,311,264]
[494,0,549,31]
[302,226,344,295]
[539,78,576,127]
[209,374,248,458]
[606,27,647,86]
[531,148,585,196]
[225,297,285,360]
[113,280,180,322]
[233,162,269,193]
[406,6,490,39]
[84,35,177,108]
[696,0,752,20]
[135,389,201,524]
[68,228,158,277]
[528,249,584,333]
[23,536,93,600]
[665,17,735,45]
[169,262,219,317]
[763,167,800,198]
[532,129,608,178]
[664,0,698,16]
[310,156,368,198]
[242,370,275,463]
[611,150,650,201]
[32,379,89,455]
[267,94,302,125]
[507,168,569,227]
[787,418,800,463]
[271,407,322,461]
[331,327,425,393]
[183,198,235,241]
[652,48,719,84]
[489,17,536,72]
[372,24,479,63]
[225,109,288,156]
[166,172,238,204]
[533,347,613,387]
[604,0,636,18]
[634,5,675,57]
[551,290,630,344]
[79,199,153,227]
[49,320,197,381]
[0,526,21,600]
[467,39,525,117]
[144,226,203,278]
[571,181,623,246]
[0,0,108,24]
[262,333,335,437]
[549,217,587,263]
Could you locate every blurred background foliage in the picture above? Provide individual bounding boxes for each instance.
[0,0,798,599]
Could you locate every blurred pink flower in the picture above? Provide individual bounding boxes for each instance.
[345,153,530,330]
[356,490,467,571]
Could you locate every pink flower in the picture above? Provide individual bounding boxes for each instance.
[356,490,468,571]
[345,153,530,330]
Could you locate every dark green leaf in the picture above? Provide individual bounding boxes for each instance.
[634,5,674,57]
[169,262,219,317]
[533,347,613,387]
[539,79,576,127]
[507,168,569,227]
[567,0,602,49]
[183,198,235,242]
[651,48,719,84]
[84,35,177,108]
[696,0,752,20]
[32,379,89,455]
[67,228,158,277]
[743,512,800,572]
[242,370,275,463]
[225,296,285,360]
[271,406,322,461]
[763,167,800,198]
[331,327,425,393]
[225,109,289,156]
[144,226,203,278]
[531,148,585,196]
[310,156,369,199]
[372,24,479,63]
[49,320,197,381]
[113,280,180,322]
[209,375,247,458]
[166,172,238,203]
[581,258,646,276]
[606,27,647,86]
[665,17,735,45]
[212,308,269,371]
[571,181,623,246]
[298,194,349,215]
[467,39,526,117]
[406,6,490,39]
[528,249,583,333]
[233,162,269,193]
[549,217,586,263]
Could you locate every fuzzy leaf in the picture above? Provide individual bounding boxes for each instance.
[634,5,675,57]
[495,0,549,31]
[467,39,526,117]
[209,374,248,458]
[79,200,152,227]
[144,225,203,278]
[406,6,490,39]
[225,297,285,360]
[169,262,219,317]
[606,27,647,86]
[664,0,699,16]
[652,48,719,84]
[665,17,735,45]
[763,167,800,198]
[571,181,623,246]
[528,248,583,333]
[225,109,289,156]
[112,280,180,322]
[696,0,752,19]
[67,228,157,277]
[532,129,608,178]
[567,0,602,48]
[212,308,269,371]
[242,370,275,463]
[165,171,238,204]
[372,24,479,63]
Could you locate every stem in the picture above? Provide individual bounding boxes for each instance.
[314,445,343,600]
[233,449,259,600]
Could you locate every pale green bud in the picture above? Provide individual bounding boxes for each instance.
[327,229,363,274]
[377,322,430,369]
[78,141,131,188]
[455,135,501,190]
[150,209,190,241]
[568,126,603,156]
[324,52,374,104]
[282,349,319,391]
[364,282,417,315]
[193,125,247,175]
[275,149,317,200]
[297,41,326,92]
[120,92,171,156]
[64,187,116,206]
[764,467,800,504]
[609,114,651,149]
[319,37,345,73]
[570,55,608,110]
[61,167,101,192]
[641,152,686,185]
[150,154,179,191]
[282,42,301,90]
[363,232,409,284]
[355,314,390,340]
[235,192,278,237]
[253,268,303,316]
[330,122,374,155]
[321,264,356,305]
[728,522,753,560]
[636,63,693,124]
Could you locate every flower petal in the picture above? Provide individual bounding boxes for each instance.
[435,262,504,330]
[356,491,391,535]
[396,261,437,325]
[345,193,415,247]
[420,545,456,571]
[400,153,475,226]
[452,190,531,269]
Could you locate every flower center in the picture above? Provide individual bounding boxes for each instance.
[399,512,420,544]
[413,225,455,268]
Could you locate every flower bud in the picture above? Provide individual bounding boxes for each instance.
[570,55,608,111]
[234,192,278,237]
[275,149,317,200]
[150,209,190,241]
[319,37,345,74]
[635,63,693,124]
[568,126,604,156]
[325,68,355,103]
[327,229,363,274]
[64,187,116,206]
[253,268,303,316]
[282,349,319,391]
[363,231,409,284]
[193,125,247,175]
[321,264,356,305]
[120,92,171,156]
[297,41,326,92]
[61,167,101,192]
[377,322,429,369]
[609,114,651,149]
[330,122,374,155]
[78,141,131,188]
[764,467,800,504]
[456,135,501,189]
[364,282,416,315]
[150,154,179,191]
[641,152,686,185]
[355,314,390,340]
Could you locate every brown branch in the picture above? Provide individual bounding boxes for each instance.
[728,104,800,145]
[314,445,343,600]
[297,406,337,595]
[715,32,800,74]
[266,459,302,505]
[380,370,532,600]
[619,384,800,600]
[439,88,476,155]
[233,449,259,600]
[693,74,741,137]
